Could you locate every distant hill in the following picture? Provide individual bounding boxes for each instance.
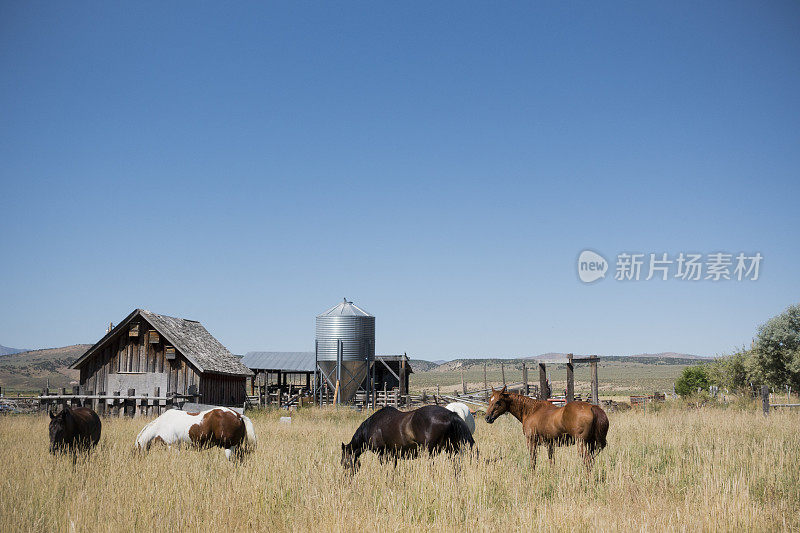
[0,344,92,392]
[409,359,440,372]
[0,345,28,356]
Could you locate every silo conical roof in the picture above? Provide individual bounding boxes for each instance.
[317,298,373,317]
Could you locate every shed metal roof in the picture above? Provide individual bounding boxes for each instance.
[241,351,315,372]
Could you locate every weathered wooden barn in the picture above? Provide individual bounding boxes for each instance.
[70,309,252,407]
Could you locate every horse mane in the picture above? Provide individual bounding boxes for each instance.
[348,406,395,449]
[505,391,549,414]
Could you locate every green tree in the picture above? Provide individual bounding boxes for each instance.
[708,348,751,392]
[747,304,800,390]
[675,365,710,397]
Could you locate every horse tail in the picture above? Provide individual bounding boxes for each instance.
[242,415,257,451]
[590,404,609,450]
[448,414,475,453]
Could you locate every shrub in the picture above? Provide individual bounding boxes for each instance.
[707,348,751,393]
[675,365,710,397]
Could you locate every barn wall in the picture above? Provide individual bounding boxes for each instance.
[78,318,196,398]
[200,374,247,406]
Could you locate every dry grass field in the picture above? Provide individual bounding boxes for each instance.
[1,405,798,532]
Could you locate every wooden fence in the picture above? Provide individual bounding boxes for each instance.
[760,385,800,414]
[36,386,200,417]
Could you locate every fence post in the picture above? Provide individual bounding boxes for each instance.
[539,363,548,400]
[96,391,105,416]
[461,367,466,395]
[154,387,161,415]
[501,363,506,387]
[522,363,528,396]
[400,356,408,398]
[125,388,136,417]
[566,353,574,403]
[483,364,488,401]
[761,385,770,416]
[590,359,599,405]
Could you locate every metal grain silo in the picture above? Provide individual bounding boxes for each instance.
[316,298,375,404]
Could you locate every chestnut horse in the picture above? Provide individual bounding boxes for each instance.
[49,406,102,456]
[341,405,475,473]
[135,407,257,461]
[485,387,608,470]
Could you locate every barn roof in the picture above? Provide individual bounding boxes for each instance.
[241,351,315,372]
[71,309,252,377]
[376,354,414,374]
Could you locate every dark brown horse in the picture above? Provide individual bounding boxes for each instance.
[341,405,475,473]
[485,387,608,470]
[49,406,101,455]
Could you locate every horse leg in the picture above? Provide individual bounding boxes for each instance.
[579,439,595,473]
[230,445,247,463]
[527,435,538,470]
[547,441,556,467]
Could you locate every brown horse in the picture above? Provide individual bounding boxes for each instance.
[484,387,608,470]
[49,406,102,455]
[341,405,475,473]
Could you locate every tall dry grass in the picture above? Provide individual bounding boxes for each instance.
[1,405,797,532]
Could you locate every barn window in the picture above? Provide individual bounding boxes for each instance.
[148,330,160,344]
[165,346,176,360]
[129,324,139,337]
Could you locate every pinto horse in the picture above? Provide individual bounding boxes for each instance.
[49,406,102,456]
[341,405,475,473]
[485,387,608,470]
[135,407,257,461]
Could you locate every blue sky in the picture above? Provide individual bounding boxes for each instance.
[1,2,799,359]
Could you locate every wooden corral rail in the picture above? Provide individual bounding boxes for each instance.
[38,387,200,417]
[354,389,401,409]
[761,385,800,414]
[248,382,314,409]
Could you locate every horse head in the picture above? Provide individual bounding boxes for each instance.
[49,407,74,453]
[341,442,361,474]
[484,386,510,423]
